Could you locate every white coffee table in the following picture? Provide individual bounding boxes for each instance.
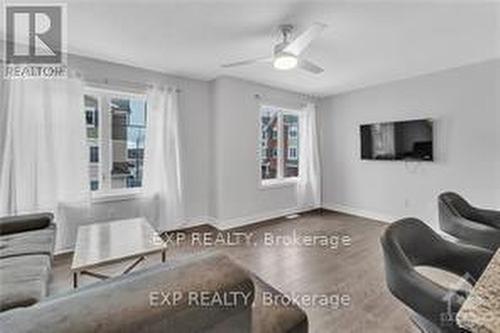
[71,218,166,288]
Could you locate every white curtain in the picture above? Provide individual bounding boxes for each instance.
[143,87,184,232]
[0,77,89,247]
[297,102,321,209]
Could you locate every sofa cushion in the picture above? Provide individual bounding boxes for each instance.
[0,255,51,311]
[0,225,55,259]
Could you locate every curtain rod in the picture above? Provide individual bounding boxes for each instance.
[71,68,181,92]
[254,93,316,101]
[0,64,181,93]
[1,59,182,92]
[83,77,181,93]
[254,93,315,108]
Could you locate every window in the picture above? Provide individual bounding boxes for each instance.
[261,147,268,159]
[260,105,300,183]
[89,146,99,163]
[90,181,99,191]
[84,88,147,194]
[85,107,97,128]
[282,114,299,177]
[272,129,278,140]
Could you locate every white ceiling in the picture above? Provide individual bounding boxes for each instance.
[3,0,500,96]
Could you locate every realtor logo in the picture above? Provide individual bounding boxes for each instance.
[4,4,67,78]
[440,273,476,326]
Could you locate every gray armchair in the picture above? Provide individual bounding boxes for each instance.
[439,192,500,251]
[381,218,493,333]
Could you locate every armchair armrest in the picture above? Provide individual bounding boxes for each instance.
[0,213,53,235]
[477,208,500,228]
[442,240,494,281]
[395,268,465,329]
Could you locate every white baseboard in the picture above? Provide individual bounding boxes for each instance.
[322,203,399,224]
[323,203,452,237]
[54,207,449,257]
[179,215,218,228]
[214,206,317,230]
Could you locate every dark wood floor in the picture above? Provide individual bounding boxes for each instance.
[51,211,419,333]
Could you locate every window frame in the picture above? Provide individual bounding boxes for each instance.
[84,86,147,201]
[259,105,301,188]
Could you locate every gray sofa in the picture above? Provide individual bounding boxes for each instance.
[0,253,308,333]
[0,213,56,311]
[439,192,500,251]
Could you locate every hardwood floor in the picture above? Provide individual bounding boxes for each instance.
[50,210,419,333]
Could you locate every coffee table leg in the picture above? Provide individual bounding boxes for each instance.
[73,272,78,289]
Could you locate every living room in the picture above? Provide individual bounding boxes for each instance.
[0,1,499,332]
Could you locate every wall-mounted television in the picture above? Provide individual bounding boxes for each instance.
[360,119,433,161]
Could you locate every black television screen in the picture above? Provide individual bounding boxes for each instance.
[360,119,433,161]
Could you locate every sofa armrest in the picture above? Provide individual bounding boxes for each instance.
[251,274,308,333]
[0,213,53,235]
[0,253,255,333]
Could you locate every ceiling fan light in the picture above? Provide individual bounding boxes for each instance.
[273,53,298,70]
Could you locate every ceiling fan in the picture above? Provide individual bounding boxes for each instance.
[221,23,327,74]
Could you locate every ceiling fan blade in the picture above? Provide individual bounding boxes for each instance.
[299,59,324,74]
[283,22,327,56]
[221,56,271,68]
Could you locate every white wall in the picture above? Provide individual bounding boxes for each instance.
[55,55,213,250]
[70,54,212,222]
[318,59,500,229]
[211,76,310,227]
[57,57,314,248]
[11,52,498,248]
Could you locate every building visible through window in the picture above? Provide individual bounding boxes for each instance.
[84,89,147,193]
[260,106,300,183]
[85,95,100,191]
[282,114,299,177]
[90,146,99,163]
